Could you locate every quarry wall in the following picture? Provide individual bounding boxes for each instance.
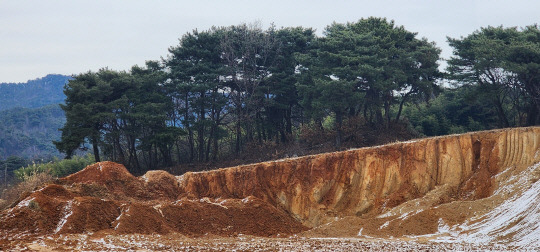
[178,127,540,227]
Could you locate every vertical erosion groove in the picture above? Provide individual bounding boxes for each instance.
[472,140,481,171]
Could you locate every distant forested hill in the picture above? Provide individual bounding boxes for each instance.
[0,104,65,160]
[0,74,70,160]
[0,74,71,111]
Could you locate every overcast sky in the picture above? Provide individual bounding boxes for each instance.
[1,0,539,83]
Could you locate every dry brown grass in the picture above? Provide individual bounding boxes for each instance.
[0,172,54,210]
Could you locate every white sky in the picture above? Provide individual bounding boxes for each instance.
[1,0,539,83]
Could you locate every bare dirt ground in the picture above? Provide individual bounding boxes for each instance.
[6,234,513,251]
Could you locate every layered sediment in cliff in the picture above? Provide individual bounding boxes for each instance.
[1,127,539,246]
[179,127,540,227]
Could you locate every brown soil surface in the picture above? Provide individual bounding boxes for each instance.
[1,162,306,240]
[1,127,540,250]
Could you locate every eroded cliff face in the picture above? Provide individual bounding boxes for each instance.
[178,127,540,227]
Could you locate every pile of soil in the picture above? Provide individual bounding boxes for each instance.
[0,162,307,243]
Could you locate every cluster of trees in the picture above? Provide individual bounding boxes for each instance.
[0,156,28,188]
[54,18,540,173]
[0,75,70,170]
[404,25,540,136]
[447,25,540,127]
[0,105,65,159]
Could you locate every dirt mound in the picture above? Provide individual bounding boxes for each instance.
[140,170,181,199]
[1,127,539,249]
[0,184,74,235]
[61,162,153,200]
[110,196,307,236]
[63,161,135,184]
[0,162,307,241]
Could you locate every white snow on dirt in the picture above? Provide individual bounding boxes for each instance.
[431,162,540,248]
[54,200,74,233]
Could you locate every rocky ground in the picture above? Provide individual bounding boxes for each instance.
[4,234,516,251]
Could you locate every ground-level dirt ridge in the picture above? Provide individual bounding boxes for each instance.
[1,127,539,250]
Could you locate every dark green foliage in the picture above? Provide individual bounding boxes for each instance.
[297,18,440,147]
[167,27,227,162]
[447,25,540,127]
[402,87,499,136]
[0,74,71,111]
[0,157,28,172]
[55,63,181,173]
[14,154,94,181]
[0,105,65,159]
[0,156,29,184]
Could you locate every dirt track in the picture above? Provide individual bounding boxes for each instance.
[1,127,540,250]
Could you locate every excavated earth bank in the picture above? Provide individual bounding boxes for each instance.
[1,127,539,250]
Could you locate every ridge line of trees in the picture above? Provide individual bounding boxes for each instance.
[54,18,540,173]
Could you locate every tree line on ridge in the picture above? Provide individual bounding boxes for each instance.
[54,18,540,173]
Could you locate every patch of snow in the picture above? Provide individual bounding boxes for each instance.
[91,238,124,250]
[55,201,74,233]
[200,197,228,209]
[16,197,35,208]
[153,204,165,217]
[430,162,540,248]
[379,221,390,230]
[242,197,253,204]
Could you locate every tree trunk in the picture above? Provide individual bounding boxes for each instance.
[235,104,242,155]
[185,94,194,162]
[92,136,101,162]
[114,136,125,164]
[376,108,384,125]
[527,103,539,126]
[198,92,206,162]
[256,112,263,144]
[395,89,415,123]
[206,123,215,162]
[212,123,220,161]
[493,97,510,128]
[384,99,391,128]
[335,111,343,149]
[285,106,292,135]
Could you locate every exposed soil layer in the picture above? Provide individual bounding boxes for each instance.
[178,127,539,228]
[1,127,539,250]
[0,163,306,242]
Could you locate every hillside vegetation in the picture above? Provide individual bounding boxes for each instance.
[0,74,70,111]
[0,105,65,160]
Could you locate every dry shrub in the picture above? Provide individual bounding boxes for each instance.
[0,172,54,210]
[298,116,418,152]
[169,117,419,175]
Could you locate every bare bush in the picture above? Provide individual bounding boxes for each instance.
[0,172,54,210]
